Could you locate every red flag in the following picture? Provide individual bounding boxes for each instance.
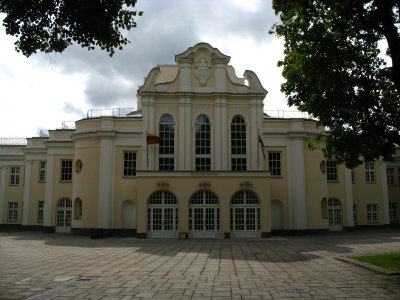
[146,133,164,145]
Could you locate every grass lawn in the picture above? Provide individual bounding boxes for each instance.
[349,253,400,271]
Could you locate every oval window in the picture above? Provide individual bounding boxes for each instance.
[75,159,83,173]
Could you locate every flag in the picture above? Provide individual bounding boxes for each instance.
[146,133,164,145]
[258,133,266,159]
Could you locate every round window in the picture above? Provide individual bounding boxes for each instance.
[75,159,83,173]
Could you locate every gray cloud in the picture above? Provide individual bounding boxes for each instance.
[32,0,279,108]
[62,102,85,116]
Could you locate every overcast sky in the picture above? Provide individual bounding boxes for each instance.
[0,0,291,138]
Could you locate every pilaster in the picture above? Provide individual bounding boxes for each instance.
[179,61,192,92]
[214,63,227,93]
[22,161,31,225]
[250,99,258,170]
[0,167,6,223]
[221,98,227,170]
[184,98,192,170]
[344,167,354,227]
[43,154,54,227]
[289,136,307,230]
[380,162,390,224]
[215,98,222,170]
[179,97,186,170]
[98,134,115,229]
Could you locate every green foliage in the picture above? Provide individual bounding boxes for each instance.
[271,0,400,168]
[0,0,143,57]
[350,253,400,271]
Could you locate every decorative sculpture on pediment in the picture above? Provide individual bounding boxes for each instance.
[156,181,170,188]
[199,181,211,188]
[240,180,253,188]
[195,58,211,85]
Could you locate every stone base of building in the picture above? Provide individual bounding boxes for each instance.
[271,229,329,236]
[42,226,55,233]
[21,225,43,231]
[0,224,22,230]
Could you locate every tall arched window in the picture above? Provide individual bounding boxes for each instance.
[231,115,246,170]
[195,115,211,170]
[159,114,175,170]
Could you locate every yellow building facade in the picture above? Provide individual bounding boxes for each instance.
[1,43,399,238]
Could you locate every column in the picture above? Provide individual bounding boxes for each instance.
[290,137,307,230]
[0,167,6,224]
[43,154,54,228]
[344,167,354,227]
[380,162,390,224]
[22,161,31,225]
[98,136,114,229]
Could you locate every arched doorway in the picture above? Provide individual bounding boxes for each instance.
[56,197,72,233]
[122,200,136,229]
[328,198,342,231]
[271,200,284,230]
[189,190,219,238]
[147,191,178,238]
[230,190,260,238]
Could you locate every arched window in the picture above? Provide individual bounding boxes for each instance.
[189,190,219,237]
[147,190,179,238]
[159,114,175,170]
[195,115,211,170]
[230,191,260,235]
[231,115,247,170]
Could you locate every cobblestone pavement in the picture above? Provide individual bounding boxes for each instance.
[1,230,400,299]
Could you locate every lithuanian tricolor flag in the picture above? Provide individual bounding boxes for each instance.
[146,133,164,145]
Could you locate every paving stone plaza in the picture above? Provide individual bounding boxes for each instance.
[1,229,400,299]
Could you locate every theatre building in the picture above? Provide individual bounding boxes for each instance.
[0,43,399,238]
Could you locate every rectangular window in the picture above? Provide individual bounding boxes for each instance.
[123,152,136,177]
[7,202,18,222]
[327,160,338,182]
[351,169,355,184]
[60,160,72,182]
[353,204,357,225]
[390,203,398,223]
[387,168,395,186]
[10,167,20,185]
[365,162,375,183]
[39,161,46,182]
[268,152,281,176]
[37,201,44,223]
[367,204,378,224]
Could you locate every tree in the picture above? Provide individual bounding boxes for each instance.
[0,0,142,57]
[271,0,400,168]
